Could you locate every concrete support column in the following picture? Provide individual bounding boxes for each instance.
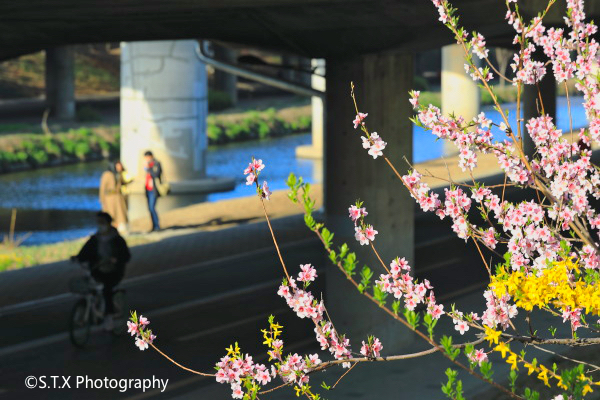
[121,40,210,191]
[121,40,235,224]
[441,44,480,155]
[325,52,414,352]
[45,46,75,120]
[213,44,238,106]
[522,73,556,156]
[296,59,325,162]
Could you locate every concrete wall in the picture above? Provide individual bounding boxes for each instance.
[325,52,415,352]
[296,58,325,165]
[45,46,75,120]
[441,44,480,155]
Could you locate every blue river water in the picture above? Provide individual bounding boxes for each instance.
[0,96,587,246]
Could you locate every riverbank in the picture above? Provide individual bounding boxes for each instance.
[0,98,311,173]
[0,139,511,272]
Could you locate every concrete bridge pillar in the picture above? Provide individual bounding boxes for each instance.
[325,52,414,352]
[45,46,75,120]
[296,59,325,162]
[522,71,556,156]
[121,40,235,223]
[213,44,238,106]
[441,44,480,156]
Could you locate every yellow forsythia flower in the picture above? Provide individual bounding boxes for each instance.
[484,326,501,345]
[494,342,511,358]
[506,353,519,371]
[537,366,550,387]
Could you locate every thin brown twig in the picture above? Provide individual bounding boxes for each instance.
[483,56,514,84]
[259,198,291,282]
[530,344,600,373]
[471,236,492,278]
[565,81,574,158]
[259,382,291,395]
[370,243,391,274]
[332,362,358,389]
[150,344,215,377]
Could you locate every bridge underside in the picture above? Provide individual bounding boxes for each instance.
[1,0,592,61]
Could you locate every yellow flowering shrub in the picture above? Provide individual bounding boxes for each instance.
[489,260,600,315]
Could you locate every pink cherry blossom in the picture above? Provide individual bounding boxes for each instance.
[453,318,469,335]
[261,181,272,200]
[298,264,317,283]
[348,205,368,224]
[354,226,369,245]
[470,33,489,59]
[135,338,149,351]
[353,112,368,129]
[363,132,387,159]
[360,337,383,358]
[127,321,139,336]
[364,225,378,241]
[409,90,420,108]
[468,349,488,366]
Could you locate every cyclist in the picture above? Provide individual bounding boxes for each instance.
[72,212,131,330]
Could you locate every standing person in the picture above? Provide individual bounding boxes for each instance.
[144,151,162,232]
[72,212,131,330]
[99,161,129,234]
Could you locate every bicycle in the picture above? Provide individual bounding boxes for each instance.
[68,261,127,347]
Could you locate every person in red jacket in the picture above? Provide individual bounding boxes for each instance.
[143,151,162,232]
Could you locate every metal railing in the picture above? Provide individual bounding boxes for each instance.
[194,41,325,99]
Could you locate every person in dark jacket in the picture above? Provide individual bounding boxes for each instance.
[143,151,162,232]
[72,212,131,330]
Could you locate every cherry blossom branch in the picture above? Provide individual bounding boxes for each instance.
[502,334,600,346]
[288,191,521,399]
[309,337,486,373]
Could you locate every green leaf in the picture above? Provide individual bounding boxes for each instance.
[509,370,518,392]
[338,243,349,259]
[403,308,420,329]
[328,250,337,264]
[392,300,401,315]
[480,361,494,381]
[304,214,316,230]
[343,252,357,276]
[286,173,297,188]
[321,228,333,248]
[359,265,373,292]
[373,284,388,307]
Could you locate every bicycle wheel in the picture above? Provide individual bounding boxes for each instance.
[111,290,127,336]
[69,299,91,347]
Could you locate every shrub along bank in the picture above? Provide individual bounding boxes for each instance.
[207,107,311,145]
[0,107,312,173]
[0,127,119,173]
